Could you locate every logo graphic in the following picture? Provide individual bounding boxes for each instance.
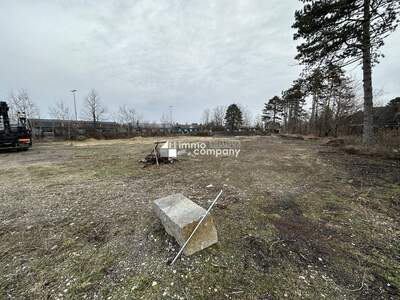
[163,140,241,158]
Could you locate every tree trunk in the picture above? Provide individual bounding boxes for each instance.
[334,104,340,137]
[310,94,316,134]
[362,0,374,145]
[92,111,97,128]
[273,101,277,124]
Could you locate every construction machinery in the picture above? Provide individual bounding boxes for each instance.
[0,101,32,150]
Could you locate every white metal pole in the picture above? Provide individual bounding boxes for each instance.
[171,190,223,265]
[73,92,77,121]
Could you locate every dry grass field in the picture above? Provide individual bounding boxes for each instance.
[0,136,399,299]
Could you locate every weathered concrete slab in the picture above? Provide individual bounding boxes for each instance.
[153,193,218,256]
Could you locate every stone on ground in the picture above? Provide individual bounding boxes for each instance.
[153,193,218,256]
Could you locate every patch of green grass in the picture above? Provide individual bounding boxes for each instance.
[280,191,350,224]
[68,250,117,295]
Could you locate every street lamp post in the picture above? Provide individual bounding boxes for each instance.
[169,105,173,125]
[71,89,77,121]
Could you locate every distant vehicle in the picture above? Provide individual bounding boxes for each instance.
[0,101,32,150]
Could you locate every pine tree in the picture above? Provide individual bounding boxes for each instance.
[262,96,283,127]
[282,81,306,133]
[293,0,400,145]
[224,104,243,132]
[304,68,326,133]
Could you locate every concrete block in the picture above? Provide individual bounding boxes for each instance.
[153,193,218,256]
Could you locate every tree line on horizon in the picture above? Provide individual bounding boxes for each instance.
[262,64,361,137]
[5,88,141,131]
[5,88,253,133]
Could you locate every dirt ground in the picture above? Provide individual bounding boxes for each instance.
[0,136,399,299]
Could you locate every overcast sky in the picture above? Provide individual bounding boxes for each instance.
[0,1,399,123]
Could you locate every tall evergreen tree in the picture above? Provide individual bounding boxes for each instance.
[262,96,283,125]
[293,0,400,145]
[224,104,243,132]
[304,68,326,133]
[282,81,306,133]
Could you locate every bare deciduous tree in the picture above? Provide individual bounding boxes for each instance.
[84,89,105,126]
[332,80,361,136]
[160,113,169,126]
[202,108,211,126]
[117,104,137,124]
[49,100,70,120]
[212,105,225,128]
[253,114,263,130]
[239,104,253,128]
[9,89,39,120]
[117,104,139,134]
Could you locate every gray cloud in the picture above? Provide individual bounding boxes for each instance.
[0,0,399,123]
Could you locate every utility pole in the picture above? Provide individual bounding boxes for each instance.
[71,89,78,121]
[169,105,173,126]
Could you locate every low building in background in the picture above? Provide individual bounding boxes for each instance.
[174,123,201,134]
[30,119,123,140]
[346,104,400,135]
[29,119,205,140]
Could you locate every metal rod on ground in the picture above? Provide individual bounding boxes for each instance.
[171,190,223,265]
[154,145,159,166]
